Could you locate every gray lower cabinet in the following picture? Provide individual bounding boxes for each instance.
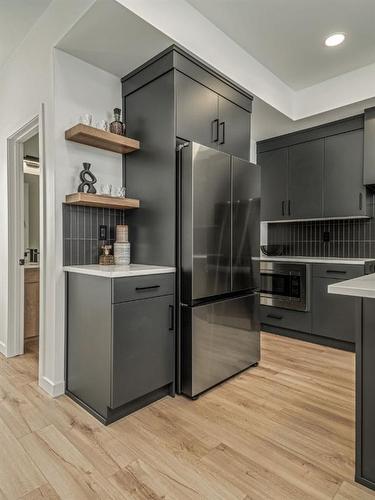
[66,272,175,424]
[312,276,360,343]
[261,263,364,348]
[112,295,174,409]
[261,305,312,333]
[358,298,375,489]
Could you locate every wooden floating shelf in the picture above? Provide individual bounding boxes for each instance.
[65,193,140,210]
[65,124,140,154]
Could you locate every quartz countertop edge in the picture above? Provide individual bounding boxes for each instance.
[328,274,375,299]
[259,256,375,265]
[63,264,176,278]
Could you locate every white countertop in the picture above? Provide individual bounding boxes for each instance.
[328,274,375,299]
[260,256,375,265]
[24,263,40,269]
[63,264,176,278]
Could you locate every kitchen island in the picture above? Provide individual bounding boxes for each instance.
[64,264,176,425]
[329,274,375,491]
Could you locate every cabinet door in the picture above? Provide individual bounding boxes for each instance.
[232,158,260,291]
[111,295,174,409]
[312,276,359,343]
[288,139,324,219]
[218,96,251,160]
[324,129,365,217]
[259,148,288,221]
[176,72,218,148]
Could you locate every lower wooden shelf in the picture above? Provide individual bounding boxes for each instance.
[65,192,140,209]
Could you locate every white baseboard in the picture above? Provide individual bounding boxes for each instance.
[39,376,65,398]
[0,341,6,356]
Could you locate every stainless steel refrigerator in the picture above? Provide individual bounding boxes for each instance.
[177,142,260,398]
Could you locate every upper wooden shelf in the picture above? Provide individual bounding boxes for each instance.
[65,124,140,154]
[65,193,140,210]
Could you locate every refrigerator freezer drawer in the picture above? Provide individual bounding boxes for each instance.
[181,292,260,398]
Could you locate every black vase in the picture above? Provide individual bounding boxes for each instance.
[78,162,97,194]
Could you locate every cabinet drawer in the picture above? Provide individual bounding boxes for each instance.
[261,305,312,333]
[313,264,364,279]
[112,273,174,303]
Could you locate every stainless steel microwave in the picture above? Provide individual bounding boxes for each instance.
[260,261,311,312]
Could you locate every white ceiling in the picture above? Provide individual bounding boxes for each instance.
[57,0,173,78]
[186,0,375,90]
[0,0,51,69]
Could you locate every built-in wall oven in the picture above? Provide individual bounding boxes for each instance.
[260,261,311,312]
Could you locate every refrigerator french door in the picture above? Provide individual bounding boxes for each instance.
[178,142,260,398]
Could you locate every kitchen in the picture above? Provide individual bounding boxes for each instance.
[61,42,375,496]
[2,1,375,499]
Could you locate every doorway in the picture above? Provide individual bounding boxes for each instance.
[22,135,40,356]
[7,110,45,384]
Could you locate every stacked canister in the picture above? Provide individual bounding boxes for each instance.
[114,225,130,265]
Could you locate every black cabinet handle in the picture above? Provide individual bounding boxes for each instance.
[288,200,291,216]
[282,201,285,216]
[211,119,219,142]
[135,285,161,291]
[219,122,225,145]
[359,192,363,211]
[267,314,283,320]
[169,305,174,331]
[326,270,347,274]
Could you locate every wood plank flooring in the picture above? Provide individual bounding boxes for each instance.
[1,334,375,499]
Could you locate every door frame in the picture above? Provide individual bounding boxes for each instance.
[7,106,46,375]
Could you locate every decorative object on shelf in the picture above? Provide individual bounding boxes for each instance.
[96,120,109,131]
[99,244,114,265]
[99,184,112,196]
[110,108,125,136]
[116,224,128,243]
[78,162,97,194]
[80,113,92,126]
[113,186,126,198]
[114,224,130,265]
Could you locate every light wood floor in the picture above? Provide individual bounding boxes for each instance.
[1,334,375,499]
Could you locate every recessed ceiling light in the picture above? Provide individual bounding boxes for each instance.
[325,33,345,47]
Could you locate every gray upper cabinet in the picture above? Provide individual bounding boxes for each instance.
[258,116,367,221]
[324,129,365,218]
[218,96,250,160]
[176,72,218,148]
[288,139,324,219]
[176,72,251,160]
[259,148,288,221]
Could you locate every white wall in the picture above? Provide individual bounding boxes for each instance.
[51,49,122,392]
[0,0,95,387]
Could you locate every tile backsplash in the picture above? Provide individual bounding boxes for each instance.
[266,211,375,259]
[63,204,126,266]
